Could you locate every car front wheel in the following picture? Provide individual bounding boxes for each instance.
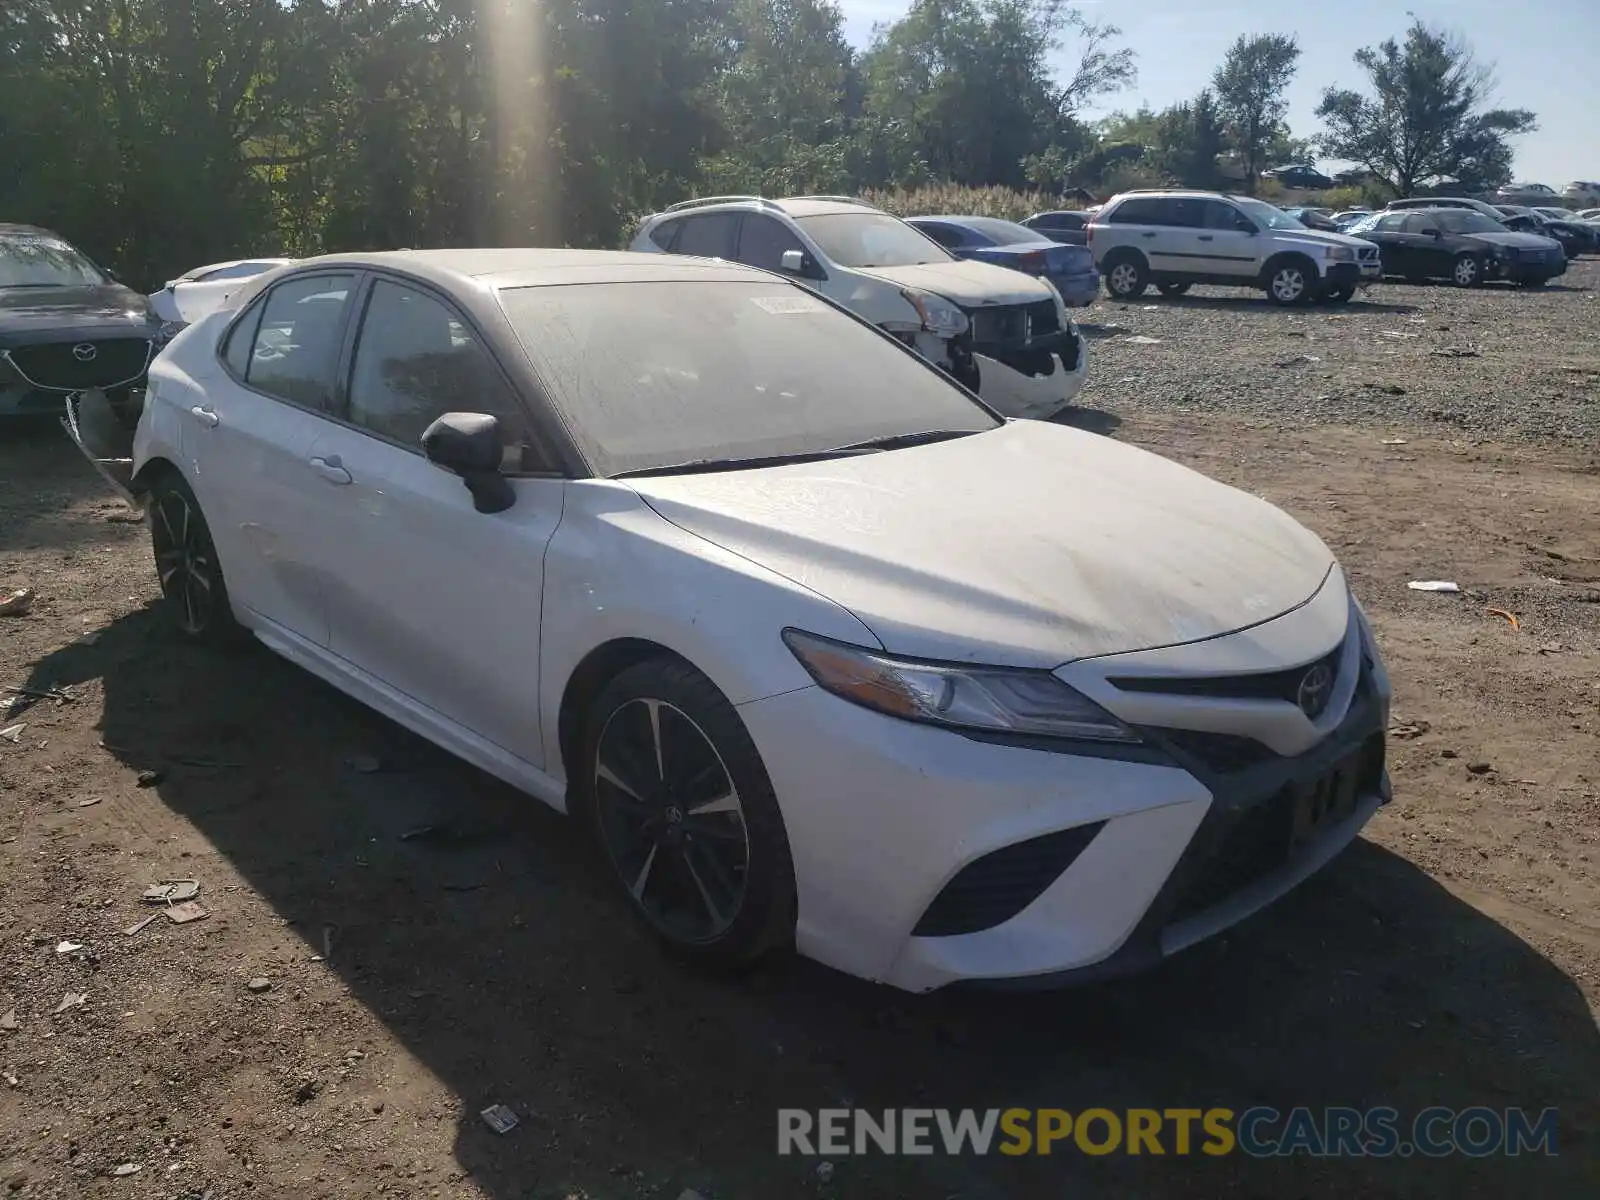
[148,473,241,644]
[1452,254,1484,287]
[582,658,796,967]
[1266,260,1314,305]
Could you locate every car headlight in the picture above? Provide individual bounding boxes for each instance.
[782,629,1139,743]
[1324,246,1355,262]
[153,320,186,349]
[900,288,969,337]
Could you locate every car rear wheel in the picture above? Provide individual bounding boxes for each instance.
[1451,254,1484,287]
[148,473,241,644]
[582,658,796,968]
[1104,256,1149,299]
[1156,281,1191,297]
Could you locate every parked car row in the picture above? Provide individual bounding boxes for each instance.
[45,233,1396,994]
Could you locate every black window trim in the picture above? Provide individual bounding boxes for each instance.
[330,270,566,479]
[214,268,364,416]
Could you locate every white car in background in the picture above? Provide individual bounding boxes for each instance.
[148,257,295,327]
[629,195,1087,420]
[67,248,1393,992]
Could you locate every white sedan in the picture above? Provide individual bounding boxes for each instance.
[72,248,1393,991]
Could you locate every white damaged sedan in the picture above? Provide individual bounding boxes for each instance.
[71,248,1392,991]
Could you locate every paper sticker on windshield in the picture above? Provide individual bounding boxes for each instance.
[751,294,826,315]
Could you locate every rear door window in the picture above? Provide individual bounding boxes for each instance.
[673,214,740,259]
[242,273,356,411]
[1108,198,1165,225]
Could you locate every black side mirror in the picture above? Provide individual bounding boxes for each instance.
[421,412,515,514]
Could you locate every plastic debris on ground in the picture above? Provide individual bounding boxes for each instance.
[135,768,165,787]
[55,941,82,954]
[0,724,25,744]
[1123,334,1162,345]
[0,1010,16,1030]
[110,1163,142,1177]
[1486,607,1520,630]
[164,901,208,925]
[123,914,159,937]
[0,588,35,616]
[1407,580,1460,593]
[52,992,87,1014]
[480,1104,520,1134]
[144,879,200,904]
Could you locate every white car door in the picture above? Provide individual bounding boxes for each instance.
[303,275,565,762]
[195,271,360,645]
[1197,199,1264,278]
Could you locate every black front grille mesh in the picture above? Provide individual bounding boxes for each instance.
[968,299,1061,343]
[913,822,1105,938]
[1109,644,1342,706]
[8,338,152,390]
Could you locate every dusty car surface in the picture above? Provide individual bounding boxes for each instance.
[68,248,1393,992]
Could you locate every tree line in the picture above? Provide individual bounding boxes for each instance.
[0,1,1534,287]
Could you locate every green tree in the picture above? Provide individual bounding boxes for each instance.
[1212,32,1301,193]
[1315,21,1534,197]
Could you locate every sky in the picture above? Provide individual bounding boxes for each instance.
[836,0,1600,187]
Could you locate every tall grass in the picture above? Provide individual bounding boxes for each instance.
[861,185,1058,221]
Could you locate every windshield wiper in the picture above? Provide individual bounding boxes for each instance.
[612,430,979,479]
[821,428,979,454]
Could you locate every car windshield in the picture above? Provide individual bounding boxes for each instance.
[947,217,1044,246]
[1344,214,1380,232]
[1233,197,1305,231]
[0,233,106,288]
[794,212,953,267]
[1434,212,1505,234]
[499,281,998,477]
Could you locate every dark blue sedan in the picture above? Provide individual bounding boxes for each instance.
[906,215,1100,307]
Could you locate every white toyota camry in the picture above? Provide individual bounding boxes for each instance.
[68,248,1393,992]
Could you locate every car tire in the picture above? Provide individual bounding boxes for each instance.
[147,472,243,645]
[1264,257,1316,305]
[1156,281,1191,297]
[1103,254,1149,300]
[1451,253,1484,287]
[580,657,797,969]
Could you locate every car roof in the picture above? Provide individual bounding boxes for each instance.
[1105,189,1252,203]
[267,247,773,290]
[907,214,1026,226]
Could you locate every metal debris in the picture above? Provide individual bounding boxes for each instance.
[123,914,159,937]
[480,1104,519,1134]
[52,992,87,1014]
[0,724,25,744]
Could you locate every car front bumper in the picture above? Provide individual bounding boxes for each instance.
[738,586,1392,992]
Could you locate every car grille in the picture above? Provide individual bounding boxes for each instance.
[1357,245,1380,262]
[1108,643,1343,706]
[1163,733,1385,926]
[5,338,153,391]
[968,299,1060,344]
[912,822,1105,937]
[1156,728,1280,774]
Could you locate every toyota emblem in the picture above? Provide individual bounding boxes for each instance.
[72,343,98,362]
[1297,663,1334,718]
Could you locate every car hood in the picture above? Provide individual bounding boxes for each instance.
[1272,228,1378,253]
[627,422,1337,668]
[0,283,160,346]
[1466,231,1564,250]
[855,260,1054,306]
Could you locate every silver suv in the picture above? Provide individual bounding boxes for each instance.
[1087,190,1382,305]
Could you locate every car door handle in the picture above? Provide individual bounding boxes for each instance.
[309,455,352,486]
[189,405,219,428]
[1140,231,1157,238]
[1198,234,1214,241]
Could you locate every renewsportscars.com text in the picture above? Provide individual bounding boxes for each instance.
[777,1106,1558,1158]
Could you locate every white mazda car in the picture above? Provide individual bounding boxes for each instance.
[67,248,1393,992]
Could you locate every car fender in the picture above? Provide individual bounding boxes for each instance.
[537,479,881,785]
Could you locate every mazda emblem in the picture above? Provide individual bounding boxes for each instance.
[1297,663,1334,718]
[72,343,98,362]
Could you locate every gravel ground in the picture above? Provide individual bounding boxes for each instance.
[1,270,1598,1199]
[1075,259,1600,440]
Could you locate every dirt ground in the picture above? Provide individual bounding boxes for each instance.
[2,270,1599,1199]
